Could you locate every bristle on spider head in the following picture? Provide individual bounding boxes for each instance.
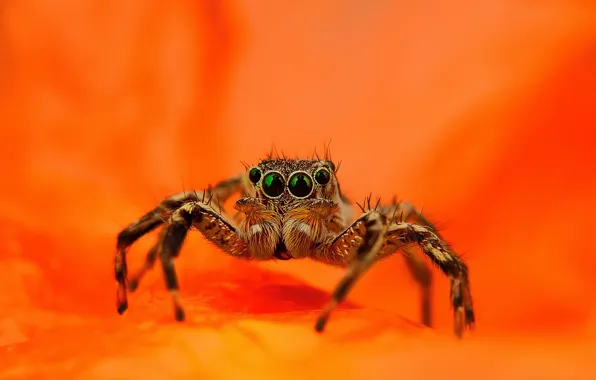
[323,139,333,162]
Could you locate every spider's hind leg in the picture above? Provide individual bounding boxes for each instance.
[126,232,163,293]
[380,201,436,327]
[400,246,433,327]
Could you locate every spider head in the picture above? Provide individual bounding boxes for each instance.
[244,158,340,208]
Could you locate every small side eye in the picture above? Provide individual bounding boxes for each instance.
[248,167,262,184]
[314,168,331,185]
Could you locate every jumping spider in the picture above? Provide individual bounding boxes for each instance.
[114,153,475,337]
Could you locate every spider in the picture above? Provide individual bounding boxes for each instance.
[114,152,475,337]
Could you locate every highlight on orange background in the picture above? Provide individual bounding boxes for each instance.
[1,1,596,379]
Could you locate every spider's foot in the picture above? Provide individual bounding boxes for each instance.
[454,307,464,338]
[450,277,475,338]
[315,298,340,333]
[116,286,128,315]
[453,306,475,338]
[117,301,128,315]
[170,291,186,322]
[127,263,154,293]
[174,305,186,322]
[127,278,139,293]
[314,316,327,333]
[465,308,475,328]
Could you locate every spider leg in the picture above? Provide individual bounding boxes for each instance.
[145,200,250,321]
[114,175,244,314]
[126,230,163,292]
[400,246,433,326]
[379,201,438,327]
[386,222,475,337]
[314,210,388,332]
[312,206,474,337]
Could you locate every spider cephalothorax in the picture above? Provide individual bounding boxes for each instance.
[114,153,475,337]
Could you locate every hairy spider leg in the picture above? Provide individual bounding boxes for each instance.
[313,210,475,338]
[377,201,443,327]
[327,197,444,328]
[314,210,388,332]
[114,175,244,315]
[157,201,249,320]
[126,229,164,292]
[384,222,475,337]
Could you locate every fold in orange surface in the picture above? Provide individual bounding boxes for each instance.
[1,1,596,379]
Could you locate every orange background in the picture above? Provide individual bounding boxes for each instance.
[1,1,596,379]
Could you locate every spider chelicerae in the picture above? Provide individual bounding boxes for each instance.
[114,151,475,337]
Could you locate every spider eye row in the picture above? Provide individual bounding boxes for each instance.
[248,167,331,199]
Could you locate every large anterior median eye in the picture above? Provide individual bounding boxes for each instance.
[287,171,313,198]
[262,171,285,198]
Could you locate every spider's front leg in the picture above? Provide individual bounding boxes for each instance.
[152,201,251,320]
[314,210,475,338]
[117,194,283,320]
[314,209,388,332]
[114,175,243,314]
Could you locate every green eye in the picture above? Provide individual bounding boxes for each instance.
[288,172,313,198]
[248,167,262,183]
[314,168,331,185]
[262,172,285,198]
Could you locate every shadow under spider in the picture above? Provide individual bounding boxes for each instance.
[146,262,361,315]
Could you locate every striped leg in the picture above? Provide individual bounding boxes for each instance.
[386,222,475,337]
[313,210,475,338]
[379,201,440,327]
[140,201,249,321]
[314,210,388,332]
[115,175,243,315]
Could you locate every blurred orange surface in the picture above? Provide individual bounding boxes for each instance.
[1,1,596,379]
